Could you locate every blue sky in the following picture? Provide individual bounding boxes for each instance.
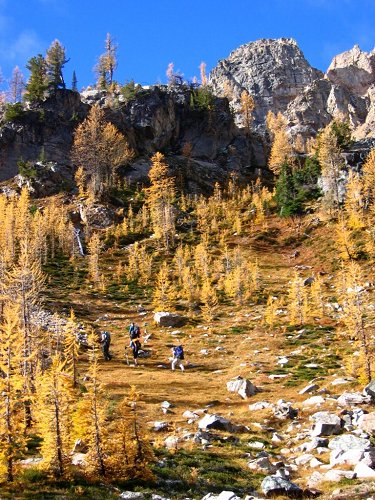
[0,0,374,90]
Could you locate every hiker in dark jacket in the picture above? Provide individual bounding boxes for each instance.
[100,331,112,361]
[171,345,185,371]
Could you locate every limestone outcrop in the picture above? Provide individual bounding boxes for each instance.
[209,38,375,141]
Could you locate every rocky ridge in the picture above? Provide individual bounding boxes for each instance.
[209,38,375,141]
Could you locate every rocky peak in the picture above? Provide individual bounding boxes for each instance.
[209,38,322,127]
[326,44,375,95]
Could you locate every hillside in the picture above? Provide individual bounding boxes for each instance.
[0,36,375,500]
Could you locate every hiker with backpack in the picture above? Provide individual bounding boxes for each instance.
[171,345,185,371]
[128,322,142,367]
[100,331,112,361]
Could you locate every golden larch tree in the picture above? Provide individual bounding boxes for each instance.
[71,104,133,200]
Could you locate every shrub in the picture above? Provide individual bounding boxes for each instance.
[190,85,215,111]
[120,80,142,101]
[17,159,37,179]
[275,156,321,216]
[3,102,25,122]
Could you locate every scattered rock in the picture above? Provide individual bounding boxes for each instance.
[261,475,303,498]
[328,434,371,452]
[364,380,375,400]
[248,457,277,474]
[273,400,298,420]
[249,401,272,411]
[302,395,325,407]
[72,438,88,453]
[164,436,180,449]
[202,492,241,500]
[354,462,375,479]
[153,421,169,432]
[331,377,355,386]
[198,414,237,433]
[227,376,258,399]
[299,383,319,395]
[310,411,342,436]
[337,391,371,407]
[71,453,86,466]
[323,469,356,482]
[153,312,187,327]
[357,412,375,433]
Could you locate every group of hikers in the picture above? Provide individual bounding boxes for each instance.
[99,322,185,371]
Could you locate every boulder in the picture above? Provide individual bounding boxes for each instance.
[337,391,371,407]
[120,494,145,500]
[299,383,319,395]
[310,411,342,436]
[153,421,169,432]
[323,469,356,482]
[154,312,187,327]
[364,379,375,399]
[330,448,365,466]
[328,434,371,452]
[360,449,375,467]
[198,414,237,433]
[354,462,375,479]
[164,436,180,449]
[273,400,298,420]
[248,457,277,474]
[261,475,303,498]
[71,452,86,466]
[249,401,271,411]
[202,492,241,500]
[302,396,325,407]
[357,412,375,433]
[72,438,88,453]
[227,376,257,399]
[79,203,116,228]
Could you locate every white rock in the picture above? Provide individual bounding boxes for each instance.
[354,462,375,478]
[249,401,271,411]
[164,436,180,449]
[227,376,257,399]
[357,412,375,433]
[295,453,314,466]
[302,395,325,406]
[323,469,356,482]
[248,441,265,449]
[120,493,145,500]
[328,434,371,452]
[299,383,319,395]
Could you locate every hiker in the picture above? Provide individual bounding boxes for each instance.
[171,345,185,371]
[129,322,136,337]
[129,335,141,367]
[100,331,112,361]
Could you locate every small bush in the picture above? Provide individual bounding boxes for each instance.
[121,80,142,101]
[17,159,37,179]
[190,86,215,111]
[3,102,25,122]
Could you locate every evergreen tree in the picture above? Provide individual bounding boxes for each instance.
[24,54,48,103]
[45,39,68,92]
[71,70,78,92]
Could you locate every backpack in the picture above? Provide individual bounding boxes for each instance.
[130,327,140,340]
[101,331,110,343]
[174,345,184,360]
